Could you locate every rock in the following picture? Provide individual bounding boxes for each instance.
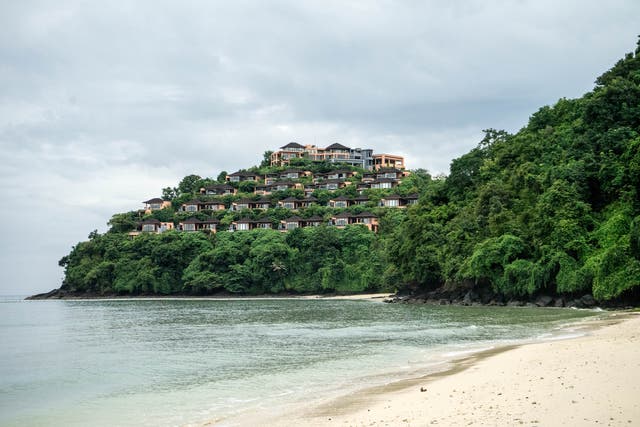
[462,290,480,305]
[439,299,449,305]
[535,295,554,307]
[553,297,565,308]
[580,294,597,308]
[507,300,524,307]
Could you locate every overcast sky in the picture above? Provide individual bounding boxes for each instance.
[1,1,638,295]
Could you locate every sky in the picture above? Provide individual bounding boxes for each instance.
[0,1,638,295]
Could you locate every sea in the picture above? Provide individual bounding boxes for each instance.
[0,296,603,426]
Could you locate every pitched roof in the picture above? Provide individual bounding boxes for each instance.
[143,197,164,204]
[182,200,201,205]
[356,211,377,218]
[280,142,305,149]
[325,142,350,150]
[382,194,402,200]
[204,184,235,190]
[181,218,202,224]
[283,216,304,222]
[333,212,353,218]
[229,170,260,177]
[305,215,324,222]
[141,218,161,224]
[330,195,351,201]
[254,218,273,223]
[201,219,220,224]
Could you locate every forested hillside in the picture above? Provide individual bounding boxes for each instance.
[50,40,640,303]
[388,39,640,303]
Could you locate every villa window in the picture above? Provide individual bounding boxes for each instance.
[335,219,348,226]
[237,223,249,231]
[186,205,198,212]
[286,222,298,230]
[142,224,156,232]
[183,223,196,231]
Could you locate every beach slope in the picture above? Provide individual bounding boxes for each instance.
[279,313,640,426]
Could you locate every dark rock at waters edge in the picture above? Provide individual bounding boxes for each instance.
[26,288,68,300]
[383,286,639,309]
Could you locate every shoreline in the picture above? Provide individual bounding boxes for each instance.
[221,312,640,426]
[23,293,393,301]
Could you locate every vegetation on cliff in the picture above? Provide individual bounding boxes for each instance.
[56,40,640,302]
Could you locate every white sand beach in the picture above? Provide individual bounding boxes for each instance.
[228,312,640,426]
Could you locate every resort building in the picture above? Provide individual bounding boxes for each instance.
[143,198,172,214]
[372,154,405,170]
[270,142,403,170]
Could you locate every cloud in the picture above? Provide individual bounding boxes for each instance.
[1,0,639,293]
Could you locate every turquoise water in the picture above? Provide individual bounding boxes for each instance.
[0,297,600,426]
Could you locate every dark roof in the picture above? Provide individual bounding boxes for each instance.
[235,198,256,203]
[281,196,300,201]
[304,196,318,201]
[372,178,398,183]
[327,169,352,174]
[325,143,350,151]
[356,211,377,218]
[305,215,324,222]
[405,193,419,199]
[323,179,345,184]
[181,218,202,224]
[282,168,303,173]
[376,167,402,173]
[204,200,225,205]
[235,218,253,223]
[333,212,353,218]
[143,198,164,204]
[229,170,260,177]
[354,196,370,201]
[330,195,351,201]
[281,142,305,149]
[254,218,272,223]
[204,184,234,190]
[283,216,304,222]
[141,218,161,224]
[382,194,402,200]
[201,219,220,224]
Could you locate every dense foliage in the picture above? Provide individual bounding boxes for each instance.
[59,226,395,295]
[58,40,640,301]
[387,40,640,302]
